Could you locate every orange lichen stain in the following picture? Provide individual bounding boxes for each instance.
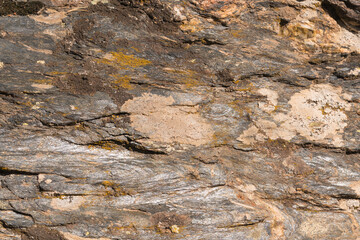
[97,51,151,69]
[110,74,133,89]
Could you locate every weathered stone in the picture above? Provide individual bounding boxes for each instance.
[0,0,359,239]
[323,0,360,32]
[3,175,39,199]
[0,210,34,228]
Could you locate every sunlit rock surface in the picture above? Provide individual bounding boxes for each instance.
[0,0,359,239]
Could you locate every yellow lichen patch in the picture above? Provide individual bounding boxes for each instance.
[101,180,135,196]
[280,21,321,39]
[47,71,68,76]
[230,29,243,38]
[170,225,180,233]
[180,18,203,32]
[31,78,53,84]
[131,46,140,52]
[107,224,138,236]
[320,103,345,116]
[228,99,252,116]
[97,51,151,69]
[88,141,122,151]
[110,74,133,89]
[232,81,254,92]
[212,129,233,146]
[121,93,214,146]
[164,68,201,88]
[102,180,116,188]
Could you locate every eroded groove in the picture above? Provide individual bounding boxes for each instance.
[331,194,360,200]
[296,141,359,154]
[86,139,167,155]
[217,218,265,229]
[0,167,39,176]
[182,37,226,46]
[0,0,359,238]
[345,148,360,155]
[37,112,130,127]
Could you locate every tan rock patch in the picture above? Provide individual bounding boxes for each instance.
[298,214,353,239]
[349,180,360,196]
[121,93,214,146]
[31,83,54,89]
[236,125,265,145]
[276,84,351,147]
[257,88,278,113]
[238,84,351,147]
[30,9,67,25]
[50,196,85,211]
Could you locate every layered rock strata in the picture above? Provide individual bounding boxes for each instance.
[0,0,359,239]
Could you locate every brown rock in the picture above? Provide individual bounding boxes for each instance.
[0,0,359,239]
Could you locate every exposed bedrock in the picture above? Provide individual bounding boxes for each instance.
[0,0,359,239]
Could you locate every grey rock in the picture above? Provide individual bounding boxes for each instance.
[323,0,360,31]
[0,0,359,239]
[0,210,34,228]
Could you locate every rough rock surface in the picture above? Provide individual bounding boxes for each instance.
[0,0,359,239]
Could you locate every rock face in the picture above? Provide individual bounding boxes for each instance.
[323,0,360,31]
[0,0,359,239]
